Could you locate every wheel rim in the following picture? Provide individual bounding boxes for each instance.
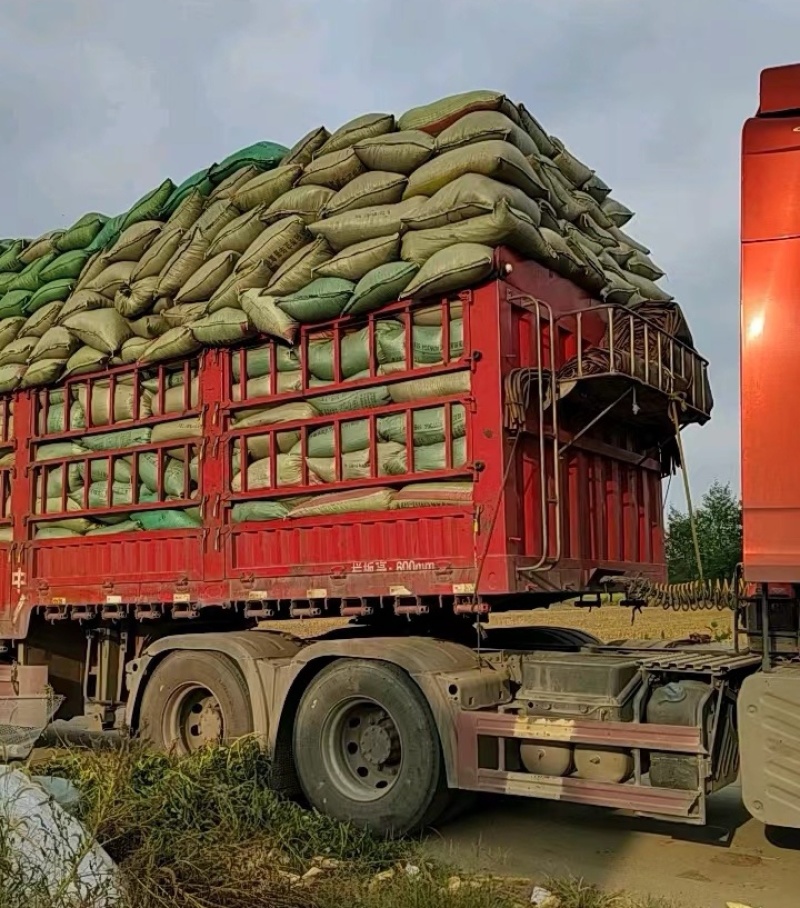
[163,683,224,752]
[321,696,403,801]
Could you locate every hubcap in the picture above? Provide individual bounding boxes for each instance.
[166,684,224,752]
[322,697,402,801]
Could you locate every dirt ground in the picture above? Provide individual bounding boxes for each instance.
[260,603,734,644]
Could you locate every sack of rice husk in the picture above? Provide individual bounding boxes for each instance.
[378,320,463,364]
[314,233,401,283]
[0,241,26,273]
[0,364,26,393]
[191,308,253,346]
[384,368,471,403]
[27,279,75,312]
[120,178,174,229]
[238,215,311,272]
[307,419,372,457]
[80,455,133,485]
[308,197,426,251]
[232,452,307,490]
[322,172,408,218]
[624,249,664,281]
[278,277,353,322]
[600,196,634,228]
[437,111,538,156]
[233,401,317,433]
[0,335,36,365]
[40,398,85,433]
[232,370,303,399]
[151,378,199,415]
[240,290,298,342]
[166,189,205,232]
[24,301,63,338]
[383,436,467,474]
[233,164,303,212]
[21,358,66,388]
[139,453,191,498]
[162,301,208,328]
[549,136,593,188]
[157,228,210,297]
[0,316,25,346]
[267,237,333,296]
[281,126,330,167]
[208,259,273,312]
[9,253,58,293]
[229,346,293,381]
[399,243,493,299]
[40,250,92,283]
[231,499,302,522]
[345,261,419,315]
[379,404,466,445]
[86,520,140,535]
[128,314,168,339]
[308,321,402,381]
[133,509,201,531]
[318,113,395,156]
[195,200,240,243]
[63,346,108,378]
[114,276,160,318]
[19,232,62,265]
[207,207,268,257]
[608,225,650,255]
[57,290,112,325]
[311,376,392,415]
[516,104,555,156]
[0,290,32,318]
[208,140,287,184]
[404,140,547,201]
[289,487,394,518]
[264,185,335,224]
[151,418,202,444]
[353,130,435,174]
[412,301,463,325]
[54,213,107,252]
[104,221,162,263]
[117,336,150,363]
[401,200,551,266]
[77,382,152,426]
[207,165,261,202]
[85,261,137,299]
[139,326,202,364]
[298,148,366,190]
[63,309,132,354]
[164,170,213,215]
[401,173,542,230]
[31,327,79,362]
[399,90,518,135]
[81,427,152,452]
[175,250,238,304]
[390,481,473,508]
[306,441,404,483]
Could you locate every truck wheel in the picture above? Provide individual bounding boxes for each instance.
[293,659,449,836]
[139,651,253,754]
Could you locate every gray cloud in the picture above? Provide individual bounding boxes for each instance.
[1,0,797,504]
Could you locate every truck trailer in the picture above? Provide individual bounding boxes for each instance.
[0,69,795,836]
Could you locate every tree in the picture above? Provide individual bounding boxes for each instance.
[666,481,742,583]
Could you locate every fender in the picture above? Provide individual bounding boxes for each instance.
[125,629,305,739]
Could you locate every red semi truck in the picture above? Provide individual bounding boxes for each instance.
[0,65,796,836]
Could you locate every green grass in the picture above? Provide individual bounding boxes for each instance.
[0,741,678,908]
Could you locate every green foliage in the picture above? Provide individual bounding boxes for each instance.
[666,482,742,584]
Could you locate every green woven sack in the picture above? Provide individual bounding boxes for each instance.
[0,241,26,273]
[40,250,91,283]
[26,279,75,313]
[163,168,214,216]
[278,277,354,322]
[345,261,418,315]
[209,141,288,184]
[54,214,108,252]
[120,178,176,230]
[8,252,58,293]
[0,290,31,318]
[134,509,200,530]
[87,213,126,253]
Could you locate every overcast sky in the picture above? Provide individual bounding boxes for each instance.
[1,0,797,506]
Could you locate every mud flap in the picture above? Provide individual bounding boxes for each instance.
[739,666,800,828]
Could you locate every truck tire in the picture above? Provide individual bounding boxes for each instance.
[292,659,450,836]
[139,650,253,754]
